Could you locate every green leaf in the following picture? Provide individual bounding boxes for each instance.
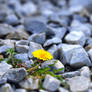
[53,68,64,73]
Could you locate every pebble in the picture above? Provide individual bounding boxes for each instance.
[80,66,91,78]
[19,77,40,90]
[43,75,61,91]
[62,71,80,78]
[15,89,27,92]
[0,62,12,76]
[4,68,27,83]
[24,19,47,34]
[65,31,86,46]
[67,76,90,92]
[1,83,14,92]
[44,37,62,47]
[28,33,46,45]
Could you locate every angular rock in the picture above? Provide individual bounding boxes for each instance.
[6,26,29,40]
[0,39,15,48]
[65,31,86,46]
[62,71,80,78]
[48,45,59,59]
[28,42,43,58]
[15,89,27,92]
[4,68,27,83]
[58,87,69,92]
[5,14,19,25]
[28,33,46,45]
[44,37,62,47]
[1,83,14,92]
[59,44,92,67]
[15,2,37,17]
[67,76,90,92]
[0,24,14,37]
[80,66,90,78]
[0,77,7,85]
[0,62,12,76]
[70,47,92,68]
[14,53,28,62]
[48,27,67,39]
[58,44,81,64]
[15,40,29,53]
[70,20,92,37]
[24,19,47,33]
[19,77,40,90]
[43,75,61,91]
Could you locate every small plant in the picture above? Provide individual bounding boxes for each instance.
[6,48,26,68]
[5,48,67,88]
[26,49,66,87]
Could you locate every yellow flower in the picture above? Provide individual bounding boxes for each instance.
[32,49,53,61]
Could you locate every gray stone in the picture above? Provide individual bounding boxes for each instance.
[52,27,67,39]
[15,2,37,17]
[16,40,29,46]
[1,83,14,92]
[0,39,15,48]
[28,42,43,58]
[58,87,69,92]
[16,40,29,53]
[65,31,86,46]
[14,53,28,62]
[0,24,14,37]
[67,76,90,92]
[16,45,29,53]
[0,62,12,76]
[6,26,29,40]
[70,47,92,68]
[28,33,46,44]
[48,45,59,59]
[0,77,7,85]
[0,45,13,54]
[43,75,61,91]
[24,19,47,33]
[19,77,40,90]
[80,66,90,78]
[4,68,27,83]
[44,37,62,47]
[58,44,81,64]
[59,44,92,67]
[15,89,27,92]
[5,14,19,25]
[70,20,92,37]
[73,14,87,23]
[62,71,80,78]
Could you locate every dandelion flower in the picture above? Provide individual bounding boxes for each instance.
[32,49,53,61]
